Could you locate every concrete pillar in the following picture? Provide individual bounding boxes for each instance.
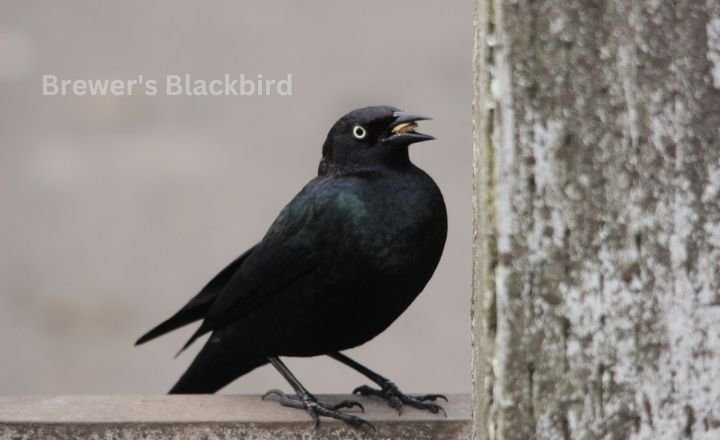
[472,1,720,439]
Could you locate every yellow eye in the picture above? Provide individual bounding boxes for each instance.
[352,125,367,139]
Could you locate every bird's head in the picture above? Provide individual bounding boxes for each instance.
[319,105,434,175]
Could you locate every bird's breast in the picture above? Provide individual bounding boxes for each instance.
[341,173,447,279]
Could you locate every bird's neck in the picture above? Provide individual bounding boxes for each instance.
[320,147,412,177]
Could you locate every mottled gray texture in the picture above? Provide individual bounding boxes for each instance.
[473,0,720,439]
[0,394,471,440]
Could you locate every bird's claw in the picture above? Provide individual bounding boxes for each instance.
[330,399,365,412]
[353,381,447,416]
[262,389,373,430]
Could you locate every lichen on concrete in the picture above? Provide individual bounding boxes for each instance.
[473,0,720,439]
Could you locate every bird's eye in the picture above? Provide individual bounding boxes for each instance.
[352,125,367,140]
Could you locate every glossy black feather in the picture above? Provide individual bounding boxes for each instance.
[135,246,256,345]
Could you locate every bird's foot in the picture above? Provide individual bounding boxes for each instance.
[353,381,447,416]
[263,389,374,430]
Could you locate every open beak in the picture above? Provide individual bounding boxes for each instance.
[383,111,435,145]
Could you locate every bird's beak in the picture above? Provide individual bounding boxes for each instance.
[383,111,435,145]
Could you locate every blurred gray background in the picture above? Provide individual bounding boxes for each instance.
[0,1,472,395]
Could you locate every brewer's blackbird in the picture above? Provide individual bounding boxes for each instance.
[136,106,448,428]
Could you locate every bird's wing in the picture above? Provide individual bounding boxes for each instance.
[135,245,258,345]
[176,178,347,354]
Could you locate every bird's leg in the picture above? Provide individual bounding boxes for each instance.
[328,352,447,416]
[262,356,373,430]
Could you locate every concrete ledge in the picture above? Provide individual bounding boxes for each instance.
[0,394,471,439]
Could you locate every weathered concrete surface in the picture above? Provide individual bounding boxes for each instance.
[473,0,720,439]
[0,394,471,439]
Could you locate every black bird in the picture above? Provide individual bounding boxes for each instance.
[136,106,448,428]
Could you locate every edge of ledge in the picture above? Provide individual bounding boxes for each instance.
[0,394,472,440]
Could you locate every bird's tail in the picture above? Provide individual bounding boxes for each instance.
[169,339,267,394]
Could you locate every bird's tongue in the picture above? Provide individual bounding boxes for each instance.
[391,122,418,134]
